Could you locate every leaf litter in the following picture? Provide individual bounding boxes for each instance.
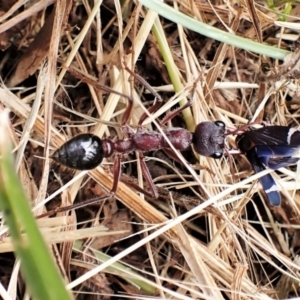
[0,0,300,299]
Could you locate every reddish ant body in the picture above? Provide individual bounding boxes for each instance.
[46,72,226,217]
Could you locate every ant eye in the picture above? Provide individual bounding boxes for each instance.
[211,152,223,159]
[214,121,225,128]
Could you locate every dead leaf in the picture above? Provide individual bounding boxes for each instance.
[8,9,55,87]
[91,210,132,249]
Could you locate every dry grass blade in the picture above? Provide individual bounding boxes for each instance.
[1,1,300,299]
[173,219,222,298]
[245,0,262,43]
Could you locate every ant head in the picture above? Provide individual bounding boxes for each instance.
[192,121,226,159]
[211,151,223,159]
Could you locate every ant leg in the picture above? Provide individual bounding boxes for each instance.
[138,99,163,127]
[123,64,162,100]
[120,177,155,198]
[66,65,135,129]
[38,155,123,218]
[138,152,158,198]
[120,73,134,127]
[37,193,114,218]
[159,79,200,125]
[66,65,134,104]
[124,64,200,127]
[120,68,135,127]
[226,121,264,136]
[162,148,185,164]
[123,65,164,127]
[160,99,193,125]
[111,154,122,193]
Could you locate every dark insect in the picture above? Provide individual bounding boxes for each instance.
[52,121,225,196]
[236,125,300,206]
[47,75,226,217]
[53,120,226,172]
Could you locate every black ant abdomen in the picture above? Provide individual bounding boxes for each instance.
[52,134,104,170]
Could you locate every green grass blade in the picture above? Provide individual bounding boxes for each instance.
[139,0,290,60]
[152,19,195,131]
[0,110,73,300]
[74,241,156,295]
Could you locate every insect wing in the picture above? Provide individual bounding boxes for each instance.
[255,145,300,169]
[245,148,281,206]
[236,126,300,206]
[237,126,292,152]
